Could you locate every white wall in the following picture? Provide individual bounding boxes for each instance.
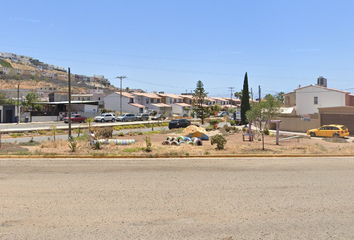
[296,86,346,115]
[104,93,142,114]
[84,105,98,113]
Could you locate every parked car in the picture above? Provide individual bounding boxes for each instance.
[168,119,191,130]
[116,113,136,122]
[136,113,149,121]
[179,113,188,117]
[217,111,228,117]
[94,113,116,122]
[307,124,349,138]
[151,114,166,120]
[64,114,87,123]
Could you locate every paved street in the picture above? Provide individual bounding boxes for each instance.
[1,157,353,239]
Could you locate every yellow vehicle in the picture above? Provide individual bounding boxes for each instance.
[307,125,349,138]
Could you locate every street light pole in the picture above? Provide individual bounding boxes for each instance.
[116,76,126,115]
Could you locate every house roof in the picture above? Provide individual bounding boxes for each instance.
[179,95,194,99]
[174,102,191,107]
[129,103,146,108]
[114,92,136,98]
[133,92,162,99]
[158,93,183,99]
[151,103,172,108]
[294,84,350,94]
[210,97,228,101]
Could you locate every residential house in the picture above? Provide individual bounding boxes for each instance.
[72,94,93,101]
[276,78,354,133]
[0,66,10,75]
[22,69,37,77]
[84,89,105,107]
[158,93,191,114]
[104,92,147,114]
[180,94,194,105]
[35,86,58,100]
[133,92,172,114]
[295,84,353,116]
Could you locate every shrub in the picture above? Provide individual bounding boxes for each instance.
[230,120,236,126]
[211,134,227,150]
[137,132,143,135]
[118,132,124,137]
[68,141,78,152]
[209,119,220,126]
[263,127,270,135]
[145,136,152,152]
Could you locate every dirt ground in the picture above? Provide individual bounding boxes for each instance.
[19,129,354,156]
[1,157,354,239]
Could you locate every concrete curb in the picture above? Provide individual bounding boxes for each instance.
[1,154,354,159]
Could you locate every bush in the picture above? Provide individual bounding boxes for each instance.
[230,120,236,126]
[209,119,220,126]
[211,134,227,150]
[118,132,124,137]
[263,127,270,135]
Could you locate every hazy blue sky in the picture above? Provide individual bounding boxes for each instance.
[1,0,354,97]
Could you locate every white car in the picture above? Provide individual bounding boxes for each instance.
[94,113,116,122]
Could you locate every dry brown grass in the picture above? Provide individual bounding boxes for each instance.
[19,130,354,156]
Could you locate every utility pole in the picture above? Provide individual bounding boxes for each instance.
[68,67,72,139]
[258,85,261,102]
[116,76,126,115]
[17,84,20,124]
[228,87,234,107]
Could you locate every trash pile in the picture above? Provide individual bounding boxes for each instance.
[162,125,209,146]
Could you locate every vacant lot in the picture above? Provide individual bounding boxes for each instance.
[10,128,354,156]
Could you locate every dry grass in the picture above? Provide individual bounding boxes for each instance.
[19,130,354,156]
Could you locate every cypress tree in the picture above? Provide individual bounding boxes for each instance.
[241,72,250,125]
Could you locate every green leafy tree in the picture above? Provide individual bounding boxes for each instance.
[210,104,222,115]
[192,80,208,124]
[241,72,250,125]
[246,94,281,150]
[234,90,243,99]
[275,92,285,103]
[0,91,7,105]
[25,92,40,106]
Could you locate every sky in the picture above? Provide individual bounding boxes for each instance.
[1,0,354,98]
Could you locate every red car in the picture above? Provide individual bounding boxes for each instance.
[64,114,87,123]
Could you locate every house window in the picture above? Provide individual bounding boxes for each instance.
[78,97,80,100]
[146,98,149,104]
[314,96,318,105]
[169,98,173,104]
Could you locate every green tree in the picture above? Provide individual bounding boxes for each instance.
[241,72,250,125]
[210,104,222,115]
[275,92,285,103]
[246,94,281,150]
[25,92,40,106]
[234,90,243,99]
[0,91,7,105]
[192,80,208,124]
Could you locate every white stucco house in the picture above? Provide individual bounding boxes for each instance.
[158,93,191,114]
[104,92,147,114]
[294,84,354,115]
[133,92,172,114]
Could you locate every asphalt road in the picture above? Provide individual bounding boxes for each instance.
[1,157,353,239]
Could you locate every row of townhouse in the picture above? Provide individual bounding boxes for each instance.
[104,92,239,115]
[0,65,69,80]
[277,76,354,133]
[0,52,66,72]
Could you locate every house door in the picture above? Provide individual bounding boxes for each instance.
[0,110,1,123]
[5,110,13,123]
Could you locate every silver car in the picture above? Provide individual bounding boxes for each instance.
[116,113,136,122]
